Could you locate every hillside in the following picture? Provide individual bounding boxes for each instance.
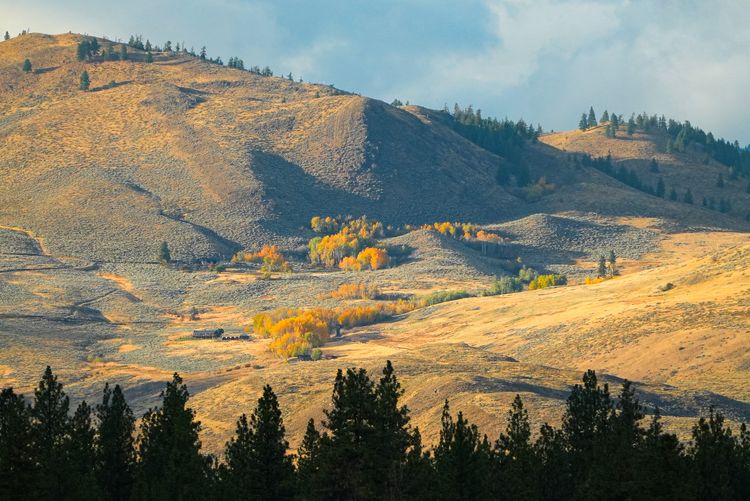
[1,31,749,457]
[1,33,748,265]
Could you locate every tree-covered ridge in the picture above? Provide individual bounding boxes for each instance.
[2,363,749,500]
[578,107,750,178]
[446,104,541,187]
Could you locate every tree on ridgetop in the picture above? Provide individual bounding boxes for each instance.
[579,113,589,131]
[200,46,207,60]
[79,70,90,91]
[601,110,610,123]
[22,58,31,73]
[4,31,9,41]
[587,107,598,128]
[627,115,636,135]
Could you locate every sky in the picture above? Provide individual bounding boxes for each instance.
[3,0,749,144]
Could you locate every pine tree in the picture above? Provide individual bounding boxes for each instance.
[65,401,100,500]
[0,388,37,501]
[669,187,678,201]
[22,58,32,73]
[145,51,153,63]
[158,241,171,264]
[627,115,636,135]
[562,370,613,493]
[689,408,740,499]
[4,31,9,41]
[601,110,609,123]
[30,366,71,500]
[316,367,379,499]
[95,384,135,501]
[717,173,724,188]
[587,107,597,128]
[608,250,618,275]
[434,400,492,500]
[79,70,90,91]
[296,418,321,497]
[684,188,693,204]
[221,385,293,500]
[656,177,665,198]
[133,373,211,501]
[144,39,152,52]
[373,360,412,497]
[579,113,588,131]
[200,46,207,60]
[119,45,128,61]
[493,395,539,500]
[650,158,659,172]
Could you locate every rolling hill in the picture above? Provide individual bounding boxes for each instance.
[1,31,749,454]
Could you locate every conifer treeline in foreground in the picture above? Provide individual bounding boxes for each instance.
[1,364,749,500]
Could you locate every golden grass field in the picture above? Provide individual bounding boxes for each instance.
[0,33,749,455]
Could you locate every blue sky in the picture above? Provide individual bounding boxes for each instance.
[3,0,749,144]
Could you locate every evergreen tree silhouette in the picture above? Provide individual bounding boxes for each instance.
[95,384,135,501]
[30,366,71,500]
[66,401,100,500]
[133,373,211,501]
[0,388,37,500]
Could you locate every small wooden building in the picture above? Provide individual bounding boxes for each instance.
[192,328,224,339]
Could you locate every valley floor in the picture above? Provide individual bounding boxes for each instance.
[0,213,748,453]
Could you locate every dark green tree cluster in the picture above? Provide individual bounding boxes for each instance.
[76,38,100,61]
[227,57,245,70]
[3,364,750,500]
[450,104,541,187]
[22,58,32,73]
[622,112,750,178]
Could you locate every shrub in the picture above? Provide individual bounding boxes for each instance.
[232,245,291,273]
[528,274,567,290]
[413,290,472,308]
[584,276,607,285]
[484,276,523,295]
[338,256,361,271]
[329,283,380,300]
[517,266,537,284]
[310,348,322,361]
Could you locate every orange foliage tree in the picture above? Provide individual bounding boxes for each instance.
[356,247,390,270]
[232,245,291,272]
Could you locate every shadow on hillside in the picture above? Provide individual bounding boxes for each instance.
[33,66,59,75]
[91,80,133,92]
[249,150,380,235]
